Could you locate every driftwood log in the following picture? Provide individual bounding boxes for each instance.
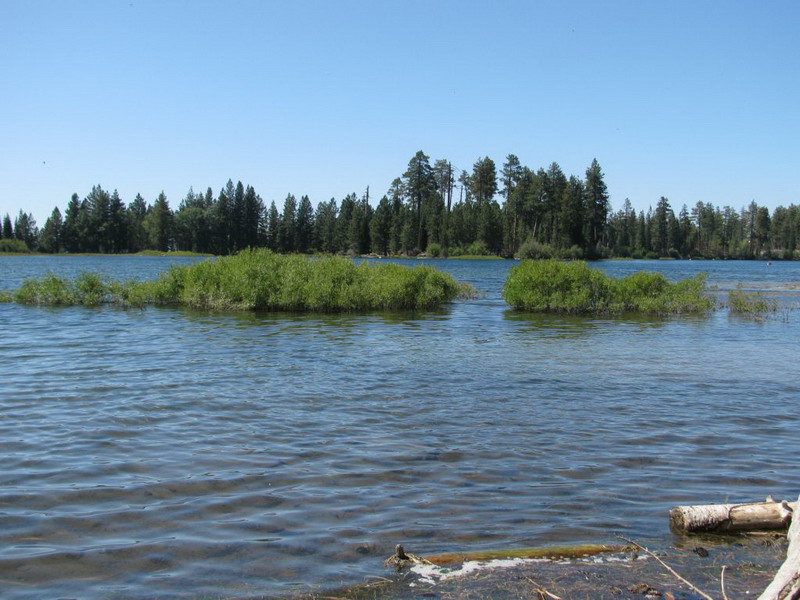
[669,499,796,533]
[758,496,800,600]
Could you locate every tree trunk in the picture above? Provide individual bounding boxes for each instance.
[669,500,796,533]
[758,496,800,600]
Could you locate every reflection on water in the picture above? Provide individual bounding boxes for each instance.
[1,256,799,598]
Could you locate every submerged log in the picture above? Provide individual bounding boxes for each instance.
[669,499,796,533]
[385,543,629,569]
[758,496,800,600]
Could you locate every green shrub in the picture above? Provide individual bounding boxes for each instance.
[142,250,472,311]
[465,240,490,256]
[426,242,444,258]
[0,238,31,253]
[14,272,76,305]
[503,260,715,315]
[517,238,555,260]
[6,250,473,312]
[12,271,124,306]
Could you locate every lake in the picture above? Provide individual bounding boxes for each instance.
[1,256,799,599]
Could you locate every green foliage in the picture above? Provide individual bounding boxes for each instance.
[12,271,119,306]
[0,238,31,253]
[727,284,778,317]
[141,250,470,311]
[426,242,444,257]
[6,250,473,312]
[503,260,715,315]
[517,238,555,259]
[11,154,800,260]
[465,240,490,256]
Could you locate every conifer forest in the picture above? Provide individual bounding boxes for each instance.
[4,152,798,260]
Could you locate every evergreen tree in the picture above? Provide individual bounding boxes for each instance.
[127,193,149,253]
[387,179,405,255]
[39,207,63,253]
[230,181,246,251]
[294,194,314,253]
[652,196,672,256]
[145,192,173,251]
[313,198,337,253]
[174,187,208,253]
[212,187,230,254]
[62,193,83,252]
[501,154,524,253]
[85,185,111,252]
[242,185,263,250]
[336,193,356,253]
[265,200,280,251]
[584,159,609,251]
[14,210,38,250]
[279,194,297,253]
[370,196,392,255]
[560,176,585,250]
[2,214,12,239]
[542,163,567,244]
[402,151,436,251]
[755,206,771,256]
[468,156,498,205]
[479,200,504,254]
[108,190,127,253]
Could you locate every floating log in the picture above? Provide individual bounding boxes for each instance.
[385,543,629,568]
[669,499,796,533]
[758,496,800,600]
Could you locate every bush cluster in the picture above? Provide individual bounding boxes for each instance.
[0,239,31,253]
[4,250,473,312]
[502,260,715,315]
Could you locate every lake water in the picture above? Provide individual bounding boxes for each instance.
[1,256,799,599]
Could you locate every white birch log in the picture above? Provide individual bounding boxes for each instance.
[669,500,796,533]
[758,496,800,600]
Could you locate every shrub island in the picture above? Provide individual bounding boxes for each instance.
[1,249,475,312]
[503,259,715,315]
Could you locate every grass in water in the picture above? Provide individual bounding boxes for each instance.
[3,249,474,312]
[727,284,779,319]
[503,259,715,315]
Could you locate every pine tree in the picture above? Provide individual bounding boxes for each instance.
[145,192,173,251]
[501,154,524,254]
[402,151,436,251]
[242,185,263,250]
[279,194,297,253]
[652,196,672,256]
[370,196,392,255]
[265,200,280,251]
[39,207,63,253]
[14,210,38,250]
[127,193,149,253]
[561,176,585,250]
[313,198,337,253]
[2,214,12,239]
[584,159,609,251]
[295,195,314,253]
[108,190,127,253]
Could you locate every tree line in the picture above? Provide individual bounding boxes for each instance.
[3,151,799,259]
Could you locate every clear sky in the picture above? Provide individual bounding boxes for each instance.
[3,0,799,226]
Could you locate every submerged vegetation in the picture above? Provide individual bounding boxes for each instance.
[2,249,473,312]
[727,284,779,319]
[503,260,715,314]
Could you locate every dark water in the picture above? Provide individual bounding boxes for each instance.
[1,256,799,599]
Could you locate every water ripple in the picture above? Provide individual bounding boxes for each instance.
[2,258,800,598]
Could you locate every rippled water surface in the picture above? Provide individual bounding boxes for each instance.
[1,256,799,598]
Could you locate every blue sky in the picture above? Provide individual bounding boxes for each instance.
[3,0,799,226]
